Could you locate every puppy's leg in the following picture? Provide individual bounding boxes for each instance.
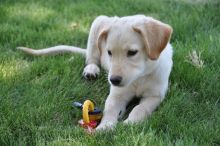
[124,97,161,123]
[96,87,133,131]
[83,16,111,80]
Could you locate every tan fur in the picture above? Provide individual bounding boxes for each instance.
[97,29,109,55]
[133,18,173,60]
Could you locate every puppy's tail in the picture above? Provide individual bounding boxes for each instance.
[17,45,86,57]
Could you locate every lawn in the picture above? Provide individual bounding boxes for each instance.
[0,0,220,145]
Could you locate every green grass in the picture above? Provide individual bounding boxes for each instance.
[0,0,220,145]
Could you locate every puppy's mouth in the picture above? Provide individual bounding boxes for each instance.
[111,79,134,88]
[111,83,124,87]
[109,80,127,87]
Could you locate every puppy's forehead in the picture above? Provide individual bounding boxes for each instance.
[106,22,143,50]
[112,15,149,26]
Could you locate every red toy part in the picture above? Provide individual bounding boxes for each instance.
[78,119,98,129]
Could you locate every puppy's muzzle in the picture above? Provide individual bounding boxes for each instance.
[110,76,122,86]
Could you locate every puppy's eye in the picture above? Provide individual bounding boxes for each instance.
[107,50,112,56]
[127,50,138,57]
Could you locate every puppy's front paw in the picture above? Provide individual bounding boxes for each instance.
[123,118,140,125]
[123,119,131,124]
[83,64,100,80]
[124,110,148,124]
[96,121,115,131]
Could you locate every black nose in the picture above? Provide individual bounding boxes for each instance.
[110,76,122,86]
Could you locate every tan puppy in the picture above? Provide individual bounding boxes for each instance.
[18,15,173,131]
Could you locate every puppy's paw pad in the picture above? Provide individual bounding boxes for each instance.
[84,73,97,80]
[83,64,100,80]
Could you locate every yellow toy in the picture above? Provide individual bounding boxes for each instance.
[73,100,102,129]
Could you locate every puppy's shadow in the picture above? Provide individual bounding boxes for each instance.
[120,97,141,121]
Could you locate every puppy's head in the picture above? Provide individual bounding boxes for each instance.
[97,16,172,87]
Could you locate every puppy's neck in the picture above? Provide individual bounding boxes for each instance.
[142,59,159,76]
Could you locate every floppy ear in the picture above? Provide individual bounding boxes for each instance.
[97,28,109,54]
[133,18,173,60]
